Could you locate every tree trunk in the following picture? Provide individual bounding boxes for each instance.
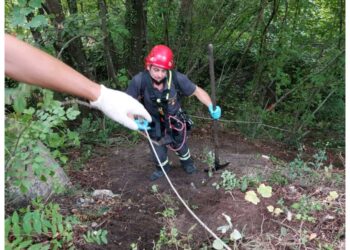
[66,0,94,79]
[162,0,173,45]
[43,0,67,57]
[125,0,147,76]
[175,0,193,51]
[98,0,117,82]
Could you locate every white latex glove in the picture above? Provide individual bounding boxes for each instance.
[90,85,152,130]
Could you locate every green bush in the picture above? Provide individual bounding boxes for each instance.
[5,199,78,250]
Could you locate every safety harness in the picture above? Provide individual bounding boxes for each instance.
[140,70,193,149]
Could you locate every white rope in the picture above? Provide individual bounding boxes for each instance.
[144,129,232,250]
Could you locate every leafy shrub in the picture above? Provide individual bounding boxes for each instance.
[5,89,80,194]
[83,229,108,245]
[5,199,78,250]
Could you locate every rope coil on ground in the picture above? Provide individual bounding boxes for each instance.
[144,129,232,250]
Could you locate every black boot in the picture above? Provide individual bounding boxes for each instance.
[150,164,171,181]
[180,158,197,174]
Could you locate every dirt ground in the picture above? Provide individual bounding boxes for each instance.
[63,127,344,250]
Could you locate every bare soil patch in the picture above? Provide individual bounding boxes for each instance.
[63,129,344,249]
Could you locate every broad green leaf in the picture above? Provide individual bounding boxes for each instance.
[27,15,48,28]
[240,178,248,192]
[17,240,33,249]
[245,190,260,205]
[291,202,300,209]
[212,239,224,250]
[230,229,242,241]
[5,218,11,240]
[28,243,46,250]
[96,236,101,245]
[101,234,108,244]
[32,211,42,234]
[58,223,64,234]
[8,236,23,248]
[13,96,27,114]
[18,0,27,5]
[12,222,21,238]
[257,184,272,198]
[66,107,80,120]
[12,211,19,224]
[29,0,42,8]
[11,7,27,26]
[23,212,33,234]
[101,230,108,244]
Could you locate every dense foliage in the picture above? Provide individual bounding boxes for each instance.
[5,0,344,146]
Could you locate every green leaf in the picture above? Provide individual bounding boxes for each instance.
[58,223,64,234]
[23,212,33,235]
[9,237,23,248]
[40,175,47,182]
[12,211,19,224]
[5,218,11,240]
[11,7,27,26]
[27,15,48,28]
[17,240,33,249]
[12,222,21,238]
[29,0,43,8]
[96,235,102,245]
[48,133,64,148]
[257,184,272,198]
[32,211,42,234]
[28,243,46,250]
[212,239,224,250]
[59,155,68,164]
[13,96,27,114]
[66,107,80,120]
[230,229,242,241]
[18,0,27,5]
[245,190,260,205]
[42,218,52,233]
[291,202,300,209]
[101,231,108,244]
[240,178,248,192]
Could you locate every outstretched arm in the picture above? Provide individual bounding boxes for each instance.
[5,33,100,101]
[5,34,151,130]
[192,86,221,120]
[192,86,212,107]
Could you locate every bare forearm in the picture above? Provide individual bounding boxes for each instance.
[5,34,100,101]
[193,86,212,107]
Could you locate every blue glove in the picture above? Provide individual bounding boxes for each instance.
[135,119,151,131]
[208,104,221,120]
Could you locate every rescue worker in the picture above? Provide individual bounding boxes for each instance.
[127,45,221,180]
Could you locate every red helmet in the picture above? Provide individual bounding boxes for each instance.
[145,45,174,70]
